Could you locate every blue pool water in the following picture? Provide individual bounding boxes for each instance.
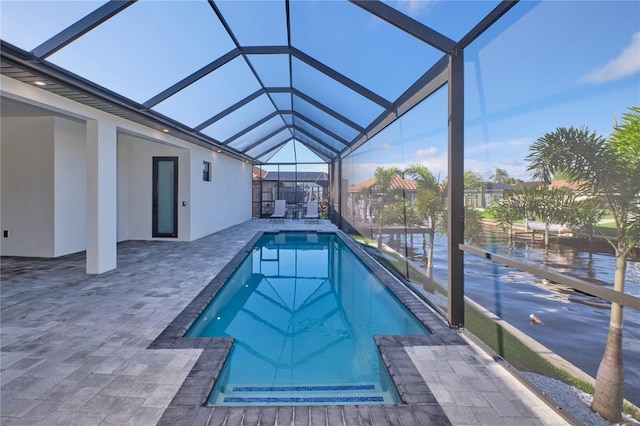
[187,232,429,405]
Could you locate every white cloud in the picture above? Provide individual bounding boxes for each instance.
[464,158,532,182]
[395,0,435,14]
[503,159,524,169]
[415,146,439,157]
[582,32,640,83]
[466,138,531,155]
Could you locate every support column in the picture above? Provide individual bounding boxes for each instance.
[448,49,465,328]
[336,158,342,229]
[328,159,337,225]
[86,118,117,274]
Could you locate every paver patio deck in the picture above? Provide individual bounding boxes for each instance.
[1,219,571,425]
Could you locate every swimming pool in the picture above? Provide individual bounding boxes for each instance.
[186,232,430,405]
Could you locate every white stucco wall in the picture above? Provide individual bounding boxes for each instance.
[1,115,88,257]
[54,116,87,256]
[117,140,131,242]
[2,75,253,266]
[0,117,55,257]
[118,133,191,241]
[117,134,252,243]
[1,116,56,257]
[190,147,252,240]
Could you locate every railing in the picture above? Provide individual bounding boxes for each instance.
[460,244,640,311]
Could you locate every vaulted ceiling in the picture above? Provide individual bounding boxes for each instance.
[1,0,515,164]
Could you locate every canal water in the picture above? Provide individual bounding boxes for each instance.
[383,231,640,406]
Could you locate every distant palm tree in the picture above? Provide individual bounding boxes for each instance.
[490,168,510,183]
[464,170,485,207]
[372,167,403,250]
[405,164,439,191]
[406,165,486,280]
[464,170,484,191]
[490,191,528,240]
[405,164,446,281]
[519,185,578,247]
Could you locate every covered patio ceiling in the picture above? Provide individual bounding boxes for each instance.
[1,0,516,164]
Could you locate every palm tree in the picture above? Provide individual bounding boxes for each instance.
[490,168,510,183]
[489,168,521,184]
[490,191,528,241]
[526,108,640,422]
[464,170,485,207]
[406,165,487,280]
[405,164,446,281]
[572,199,606,244]
[520,186,579,247]
[405,164,439,191]
[413,186,445,280]
[372,167,403,250]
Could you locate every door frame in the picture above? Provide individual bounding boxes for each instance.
[152,156,178,238]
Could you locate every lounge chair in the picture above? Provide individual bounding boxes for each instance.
[270,199,286,223]
[305,200,319,223]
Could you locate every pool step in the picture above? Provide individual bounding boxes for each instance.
[231,384,377,393]
[214,383,393,405]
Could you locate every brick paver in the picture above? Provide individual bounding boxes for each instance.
[407,344,569,425]
[2,219,570,425]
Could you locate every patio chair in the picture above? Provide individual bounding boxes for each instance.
[305,200,319,223]
[270,199,286,223]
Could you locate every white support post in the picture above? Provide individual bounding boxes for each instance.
[86,119,117,274]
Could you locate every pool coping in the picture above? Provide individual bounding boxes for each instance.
[149,230,464,425]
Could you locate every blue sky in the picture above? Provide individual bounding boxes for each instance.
[1,1,638,182]
[462,0,640,180]
[345,1,640,183]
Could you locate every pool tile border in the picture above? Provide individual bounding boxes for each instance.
[150,231,462,425]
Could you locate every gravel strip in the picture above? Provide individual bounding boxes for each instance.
[522,372,639,426]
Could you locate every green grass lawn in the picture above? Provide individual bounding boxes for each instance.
[480,209,496,220]
[595,221,619,238]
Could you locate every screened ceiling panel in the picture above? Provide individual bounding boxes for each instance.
[293,144,331,163]
[293,117,348,151]
[201,94,277,142]
[282,114,294,127]
[291,140,329,163]
[292,57,384,128]
[294,133,337,159]
[382,0,502,41]
[227,115,286,151]
[292,96,360,141]
[262,140,328,164]
[257,142,289,164]
[214,1,288,46]
[153,57,262,128]
[290,0,442,101]
[247,54,290,88]
[263,140,297,164]
[245,130,291,157]
[48,0,236,104]
[1,0,510,164]
[269,92,292,111]
[0,1,106,51]
[255,144,284,163]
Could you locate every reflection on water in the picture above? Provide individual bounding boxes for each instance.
[189,233,427,405]
[383,231,640,406]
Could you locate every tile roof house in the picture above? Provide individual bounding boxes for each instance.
[348,175,418,193]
